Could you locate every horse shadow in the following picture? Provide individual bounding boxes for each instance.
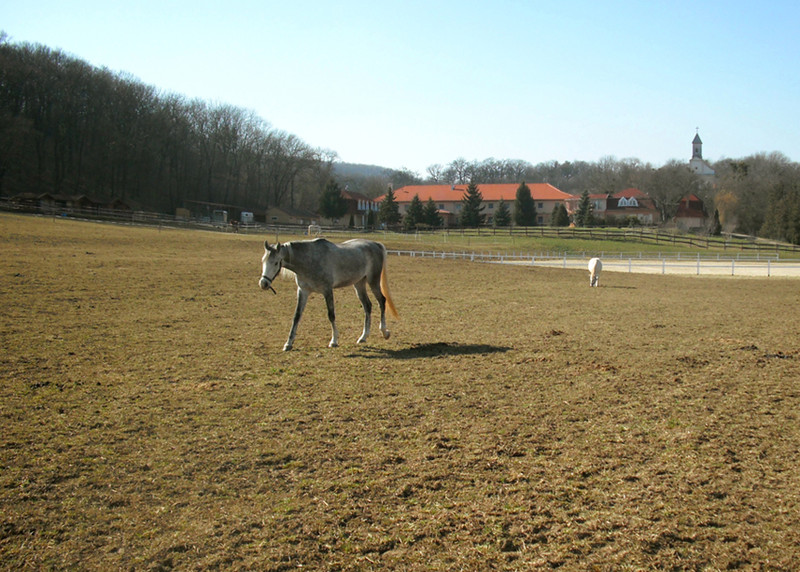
[345,342,512,360]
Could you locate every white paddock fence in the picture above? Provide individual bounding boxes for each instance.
[387,250,800,278]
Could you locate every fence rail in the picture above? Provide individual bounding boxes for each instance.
[387,249,800,278]
[403,226,800,254]
[5,200,800,257]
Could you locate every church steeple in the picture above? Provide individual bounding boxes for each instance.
[688,129,715,178]
[692,129,703,160]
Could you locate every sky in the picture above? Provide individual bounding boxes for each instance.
[3,0,799,175]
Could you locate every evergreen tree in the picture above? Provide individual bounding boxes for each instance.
[459,182,485,227]
[378,187,402,227]
[404,194,424,231]
[366,209,376,229]
[551,202,570,227]
[422,197,442,228]
[494,198,511,227]
[319,179,348,221]
[513,182,537,226]
[574,190,594,227]
[710,208,722,236]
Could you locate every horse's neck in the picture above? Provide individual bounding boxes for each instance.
[283,243,295,267]
[283,241,312,271]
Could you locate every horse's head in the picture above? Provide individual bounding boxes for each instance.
[259,241,284,293]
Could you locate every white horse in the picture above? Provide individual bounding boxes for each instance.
[307,223,321,236]
[259,238,399,351]
[588,257,602,287]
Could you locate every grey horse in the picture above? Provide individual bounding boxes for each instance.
[259,238,399,351]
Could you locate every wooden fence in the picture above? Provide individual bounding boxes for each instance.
[4,199,799,255]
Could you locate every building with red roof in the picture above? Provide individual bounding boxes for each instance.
[606,188,660,225]
[378,183,576,226]
[675,193,708,231]
[341,189,378,227]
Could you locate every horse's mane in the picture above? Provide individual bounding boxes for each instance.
[281,242,296,279]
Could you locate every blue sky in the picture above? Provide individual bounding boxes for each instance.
[3,0,799,175]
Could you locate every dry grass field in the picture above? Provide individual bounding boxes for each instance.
[2,213,800,570]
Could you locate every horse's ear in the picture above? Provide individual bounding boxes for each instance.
[265,241,276,252]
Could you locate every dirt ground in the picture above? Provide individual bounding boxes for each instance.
[2,214,800,570]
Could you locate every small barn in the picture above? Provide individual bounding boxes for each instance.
[675,194,708,231]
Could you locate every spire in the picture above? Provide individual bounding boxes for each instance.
[692,129,703,159]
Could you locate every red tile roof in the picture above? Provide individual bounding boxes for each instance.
[379,183,574,203]
[613,187,649,199]
[341,190,374,202]
[675,194,706,218]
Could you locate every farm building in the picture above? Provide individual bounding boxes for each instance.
[674,193,708,231]
[606,188,661,225]
[565,193,609,222]
[264,205,319,226]
[379,183,576,226]
[341,189,379,228]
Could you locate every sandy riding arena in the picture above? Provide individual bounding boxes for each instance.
[2,214,800,570]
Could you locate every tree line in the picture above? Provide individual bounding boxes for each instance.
[2,35,800,243]
[0,36,337,214]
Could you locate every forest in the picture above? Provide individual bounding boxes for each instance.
[2,35,800,242]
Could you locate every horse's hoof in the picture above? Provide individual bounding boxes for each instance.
[382,330,391,340]
[328,342,339,348]
[283,344,293,351]
[356,338,367,344]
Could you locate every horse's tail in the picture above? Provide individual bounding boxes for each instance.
[380,248,399,319]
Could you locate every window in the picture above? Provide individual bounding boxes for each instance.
[538,202,544,209]
[488,203,494,209]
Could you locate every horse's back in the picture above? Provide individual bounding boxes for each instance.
[339,239,385,269]
[340,238,384,253]
[311,239,385,289]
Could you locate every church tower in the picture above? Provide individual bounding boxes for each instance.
[689,130,715,178]
[692,132,703,159]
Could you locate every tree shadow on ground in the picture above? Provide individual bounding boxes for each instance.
[345,342,512,360]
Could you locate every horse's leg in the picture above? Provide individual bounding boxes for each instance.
[323,289,339,348]
[284,288,309,351]
[368,279,390,340]
[354,280,372,344]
